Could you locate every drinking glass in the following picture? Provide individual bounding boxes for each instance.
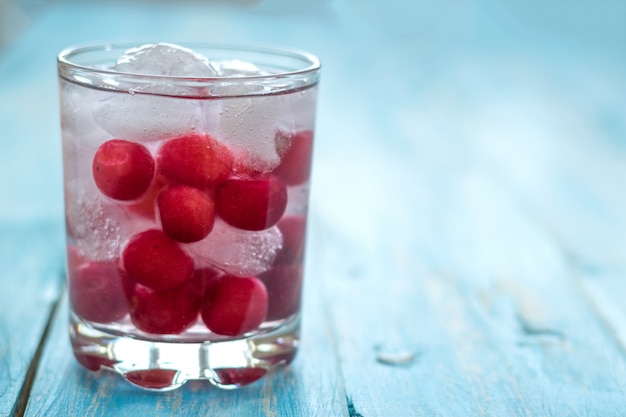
[57,42,320,390]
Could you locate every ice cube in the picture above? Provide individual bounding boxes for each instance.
[116,43,218,77]
[215,95,288,173]
[92,92,211,142]
[91,43,222,142]
[282,88,318,131]
[208,58,292,172]
[60,82,111,179]
[66,181,156,262]
[185,219,283,277]
[212,59,266,77]
[284,183,310,216]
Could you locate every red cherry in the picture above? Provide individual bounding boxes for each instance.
[66,245,85,271]
[122,229,194,291]
[92,139,155,201]
[274,216,307,266]
[123,370,180,390]
[231,151,263,178]
[73,353,118,372]
[127,280,201,335]
[157,185,216,243]
[121,270,137,300]
[259,265,303,321]
[273,130,314,186]
[192,267,224,298]
[216,175,287,231]
[128,174,169,219]
[157,134,232,189]
[69,261,129,323]
[213,368,267,387]
[201,276,268,336]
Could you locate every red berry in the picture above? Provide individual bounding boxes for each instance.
[157,185,216,243]
[192,267,224,298]
[157,134,232,189]
[201,276,268,336]
[274,216,307,266]
[121,270,137,299]
[213,368,267,387]
[128,174,169,219]
[231,151,262,178]
[127,280,202,335]
[273,130,314,186]
[72,353,118,372]
[216,175,287,231]
[92,139,155,201]
[70,337,119,371]
[69,261,129,323]
[259,265,303,321]
[123,369,180,390]
[122,229,194,291]
[66,245,86,271]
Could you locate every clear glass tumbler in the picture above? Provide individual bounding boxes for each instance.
[57,42,320,390]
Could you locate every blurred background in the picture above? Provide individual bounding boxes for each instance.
[1,0,626,261]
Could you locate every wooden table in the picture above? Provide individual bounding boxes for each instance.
[2,1,626,415]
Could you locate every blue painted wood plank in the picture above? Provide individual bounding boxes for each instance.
[578,271,626,354]
[0,2,74,413]
[302,2,626,411]
[310,149,626,416]
[0,220,64,416]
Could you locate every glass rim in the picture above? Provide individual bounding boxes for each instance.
[57,41,321,83]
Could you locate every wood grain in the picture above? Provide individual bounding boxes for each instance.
[0,221,64,416]
[2,0,626,416]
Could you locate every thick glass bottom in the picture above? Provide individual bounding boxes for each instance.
[69,314,300,391]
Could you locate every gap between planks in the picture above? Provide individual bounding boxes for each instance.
[10,274,65,417]
[318,272,359,417]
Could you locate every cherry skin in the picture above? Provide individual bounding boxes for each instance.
[66,245,86,272]
[92,139,155,201]
[273,130,314,186]
[216,175,287,231]
[123,370,180,390]
[201,276,268,336]
[69,261,129,323]
[274,215,307,266]
[213,368,268,387]
[191,266,224,299]
[126,280,202,335]
[156,133,232,190]
[259,265,303,321]
[157,185,216,243]
[72,353,118,372]
[122,229,194,291]
[128,174,169,219]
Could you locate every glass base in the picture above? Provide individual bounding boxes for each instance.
[69,314,300,391]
